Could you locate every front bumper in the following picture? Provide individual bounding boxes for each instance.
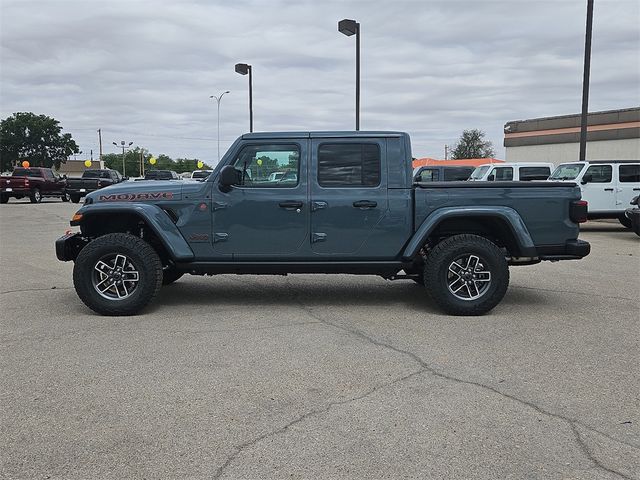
[537,239,591,261]
[55,233,88,261]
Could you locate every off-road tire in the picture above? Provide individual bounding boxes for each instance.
[73,233,162,316]
[413,272,425,286]
[423,234,509,316]
[70,194,81,203]
[618,215,632,229]
[0,195,8,204]
[162,268,184,285]
[29,188,42,203]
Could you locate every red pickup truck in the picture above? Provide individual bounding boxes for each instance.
[0,167,69,204]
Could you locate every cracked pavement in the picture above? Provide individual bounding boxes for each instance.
[1,201,639,479]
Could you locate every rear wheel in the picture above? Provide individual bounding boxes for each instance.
[423,234,509,316]
[73,233,162,316]
[61,192,71,202]
[29,188,42,203]
[619,214,632,229]
[0,195,8,204]
[70,194,81,203]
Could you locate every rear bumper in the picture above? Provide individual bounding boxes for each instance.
[1,187,29,196]
[537,239,591,261]
[55,233,87,261]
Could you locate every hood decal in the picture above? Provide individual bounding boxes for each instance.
[99,192,174,202]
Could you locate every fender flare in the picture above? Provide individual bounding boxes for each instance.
[71,202,195,261]
[402,206,536,261]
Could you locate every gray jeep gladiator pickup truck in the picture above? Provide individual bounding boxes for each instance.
[56,131,590,316]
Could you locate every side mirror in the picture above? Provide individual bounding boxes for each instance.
[487,174,495,181]
[219,165,240,192]
[581,174,592,185]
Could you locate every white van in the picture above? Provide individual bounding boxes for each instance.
[549,160,640,227]
[468,162,554,182]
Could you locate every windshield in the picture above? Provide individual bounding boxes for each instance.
[549,163,584,180]
[469,166,490,180]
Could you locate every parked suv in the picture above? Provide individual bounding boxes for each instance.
[549,160,640,228]
[469,163,554,182]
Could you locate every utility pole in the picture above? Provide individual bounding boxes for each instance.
[97,129,103,167]
[444,144,449,160]
[579,0,595,161]
[140,150,144,177]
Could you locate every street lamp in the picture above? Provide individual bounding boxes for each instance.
[338,18,361,131]
[209,90,230,162]
[235,63,253,132]
[113,140,133,176]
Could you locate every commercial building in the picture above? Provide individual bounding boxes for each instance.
[504,107,640,163]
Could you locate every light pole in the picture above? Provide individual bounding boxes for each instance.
[338,18,361,131]
[210,90,230,162]
[235,63,253,132]
[113,140,133,176]
[579,0,595,161]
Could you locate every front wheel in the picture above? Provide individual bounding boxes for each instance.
[423,234,509,316]
[73,233,163,316]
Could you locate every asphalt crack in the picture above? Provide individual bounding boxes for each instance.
[213,276,636,479]
[212,368,426,480]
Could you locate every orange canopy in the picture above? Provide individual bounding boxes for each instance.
[412,158,504,168]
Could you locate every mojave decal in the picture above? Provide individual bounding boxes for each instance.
[98,192,174,202]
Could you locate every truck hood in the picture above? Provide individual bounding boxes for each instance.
[86,180,186,203]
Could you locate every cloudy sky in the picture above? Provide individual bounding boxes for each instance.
[1,0,638,163]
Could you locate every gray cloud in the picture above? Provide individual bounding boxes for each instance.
[1,0,638,162]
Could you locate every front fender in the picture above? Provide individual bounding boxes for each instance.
[402,206,536,261]
[71,202,195,261]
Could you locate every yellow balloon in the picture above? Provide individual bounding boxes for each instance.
[149,157,157,165]
[256,159,262,166]
[197,161,204,169]
[84,160,92,167]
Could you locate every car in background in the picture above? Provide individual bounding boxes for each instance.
[191,170,213,181]
[413,166,474,183]
[469,162,554,182]
[144,170,180,180]
[549,160,640,228]
[66,169,125,203]
[1,167,68,204]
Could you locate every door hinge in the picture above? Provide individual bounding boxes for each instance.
[213,233,229,243]
[311,232,327,243]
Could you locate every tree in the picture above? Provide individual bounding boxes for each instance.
[0,112,79,171]
[451,129,495,159]
[103,149,212,176]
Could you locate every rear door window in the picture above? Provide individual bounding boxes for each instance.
[318,143,380,187]
[519,167,551,181]
[443,168,473,181]
[619,164,640,183]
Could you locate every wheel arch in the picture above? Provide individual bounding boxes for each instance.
[74,203,194,262]
[402,207,537,261]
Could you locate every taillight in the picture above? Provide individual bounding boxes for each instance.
[570,200,588,223]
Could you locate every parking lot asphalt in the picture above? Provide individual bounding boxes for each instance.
[1,199,638,479]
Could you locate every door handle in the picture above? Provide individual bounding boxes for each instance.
[353,200,377,209]
[633,188,640,191]
[604,188,614,192]
[279,201,303,209]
